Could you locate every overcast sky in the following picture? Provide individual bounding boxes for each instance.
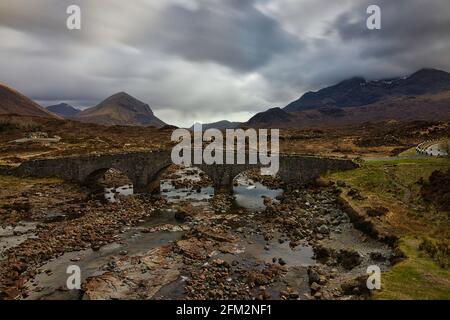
[1,0,450,127]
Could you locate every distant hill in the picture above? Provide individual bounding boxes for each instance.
[284,68,450,112]
[0,83,58,118]
[190,120,241,130]
[246,68,450,127]
[246,107,294,127]
[47,103,80,118]
[74,92,167,127]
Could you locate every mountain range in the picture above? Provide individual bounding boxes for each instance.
[0,85,166,128]
[246,68,450,127]
[284,68,450,112]
[1,68,450,128]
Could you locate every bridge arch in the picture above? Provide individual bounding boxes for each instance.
[83,167,133,188]
[79,162,138,189]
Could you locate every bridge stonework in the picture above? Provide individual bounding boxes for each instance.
[15,151,358,193]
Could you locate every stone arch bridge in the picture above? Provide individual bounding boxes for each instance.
[15,151,357,193]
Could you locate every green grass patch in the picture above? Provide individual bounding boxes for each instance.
[328,157,450,205]
[398,147,418,157]
[374,237,450,300]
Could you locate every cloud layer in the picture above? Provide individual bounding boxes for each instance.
[1,0,449,126]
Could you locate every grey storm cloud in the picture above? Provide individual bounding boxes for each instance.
[0,0,449,127]
[137,0,301,72]
[329,0,450,73]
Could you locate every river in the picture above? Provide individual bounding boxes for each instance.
[0,166,393,300]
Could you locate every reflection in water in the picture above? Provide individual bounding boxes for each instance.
[159,167,284,212]
[233,182,283,211]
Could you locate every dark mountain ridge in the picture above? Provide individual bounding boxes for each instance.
[284,68,450,112]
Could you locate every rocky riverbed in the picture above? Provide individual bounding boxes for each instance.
[0,167,394,300]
